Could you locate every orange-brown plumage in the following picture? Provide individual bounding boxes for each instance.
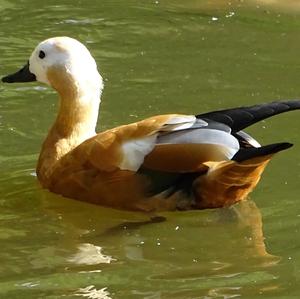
[193,156,272,209]
[2,37,300,211]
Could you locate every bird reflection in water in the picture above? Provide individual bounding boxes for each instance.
[40,192,280,297]
[41,189,279,264]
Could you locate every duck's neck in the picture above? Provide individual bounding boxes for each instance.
[53,91,100,142]
[37,78,102,183]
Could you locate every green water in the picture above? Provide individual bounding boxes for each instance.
[1,0,300,298]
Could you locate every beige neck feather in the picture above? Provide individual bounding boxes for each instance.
[36,67,102,185]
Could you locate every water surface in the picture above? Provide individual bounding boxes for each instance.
[1,1,300,298]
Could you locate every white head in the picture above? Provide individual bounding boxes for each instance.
[3,37,103,99]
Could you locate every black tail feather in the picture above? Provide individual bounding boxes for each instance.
[197,100,300,132]
[232,142,293,162]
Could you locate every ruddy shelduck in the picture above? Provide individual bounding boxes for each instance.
[2,37,300,211]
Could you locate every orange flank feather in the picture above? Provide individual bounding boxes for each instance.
[194,155,272,209]
[144,144,229,172]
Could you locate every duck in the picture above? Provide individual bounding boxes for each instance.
[2,37,300,211]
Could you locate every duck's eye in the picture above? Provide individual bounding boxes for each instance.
[39,50,46,59]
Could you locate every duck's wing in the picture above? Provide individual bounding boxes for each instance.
[70,100,300,177]
[74,114,240,174]
[72,99,300,174]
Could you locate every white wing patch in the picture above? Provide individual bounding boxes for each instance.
[160,115,206,131]
[119,134,157,171]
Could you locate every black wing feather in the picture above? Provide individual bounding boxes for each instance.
[232,142,293,162]
[197,100,300,132]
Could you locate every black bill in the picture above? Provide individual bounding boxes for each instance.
[2,61,36,83]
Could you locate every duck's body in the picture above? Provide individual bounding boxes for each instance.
[2,37,300,211]
[36,105,297,211]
